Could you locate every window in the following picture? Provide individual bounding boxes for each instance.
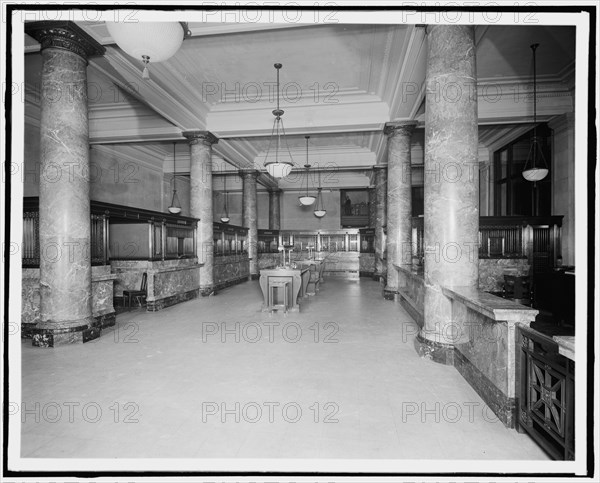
[494,124,551,216]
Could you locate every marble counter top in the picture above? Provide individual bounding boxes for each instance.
[442,285,538,323]
[553,335,575,361]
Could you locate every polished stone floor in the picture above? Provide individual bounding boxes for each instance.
[20,278,549,460]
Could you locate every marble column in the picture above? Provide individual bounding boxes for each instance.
[368,187,377,228]
[25,22,105,347]
[184,131,218,295]
[372,165,388,281]
[242,170,259,279]
[384,121,417,300]
[269,189,281,230]
[415,25,479,364]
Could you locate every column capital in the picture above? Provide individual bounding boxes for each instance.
[239,169,260,179]
[183,131,219,146]
[384,121,418,137]
[547,112,574,135]
[268,188,282,195]
[25,21,105,59]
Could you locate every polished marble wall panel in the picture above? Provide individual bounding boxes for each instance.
[478,259,530,292]
[258,253,281,270]
[22,266,116,328]
[359,253,375,275]
[149,263,201,302]
[214,254,250,287]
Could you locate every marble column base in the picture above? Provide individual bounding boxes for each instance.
[200,285,215,297]
[31,320,97,348]
[25,312,115,341]
[30,311,116,347]
[383,288,397,300]
[249,274,260,281]
[413,331,454,365]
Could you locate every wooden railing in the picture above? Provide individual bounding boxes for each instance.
[22,198,198,267]
[411,216,563,273]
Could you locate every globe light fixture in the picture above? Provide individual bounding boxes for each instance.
[298,136,316,206]
[220,174,230,223]
[313,166,327,218]
[522,43,549,182]
[168,142,181,214]
[105,19,190,80]
[263,63,294,179]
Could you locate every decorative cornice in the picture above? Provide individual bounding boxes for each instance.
[384,121,418,137]
[25,21,105,60]
[182,131,219,146]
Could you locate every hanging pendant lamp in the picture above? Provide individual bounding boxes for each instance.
[168,142,182,214]
[106,19,190,80]
[313,166,327,218]
[263,63,294,179]
[298,136,316,206]
[522,43,549,182]
[220,175,230,223]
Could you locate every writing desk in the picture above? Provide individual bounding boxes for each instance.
[259,267,310,312]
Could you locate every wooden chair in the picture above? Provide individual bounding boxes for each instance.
[503,274,531,305]
[306,264,319,295]
[123,272,147,309]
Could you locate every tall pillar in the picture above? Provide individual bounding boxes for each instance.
[384,121,417,300]
[415,25,479,364]
[368,187,377,228]
[184,131,218,295]
[25,22,105,347]
[372,165,388,281]
[269,189,281,230]
[241,170,259,279]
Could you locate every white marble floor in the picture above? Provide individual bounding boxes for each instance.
[20,278,549,461]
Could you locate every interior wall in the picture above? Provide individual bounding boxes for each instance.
[90,147,166,212]
[549,113,575,266]
[279,191,342,230]
[162,174,191,217]
[212,191,243,226]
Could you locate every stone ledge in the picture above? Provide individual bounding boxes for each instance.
[441,285,538,322]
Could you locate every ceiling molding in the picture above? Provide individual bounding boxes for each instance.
[89,49,206,130]
[386,25,427,121]
[91,144,165,174]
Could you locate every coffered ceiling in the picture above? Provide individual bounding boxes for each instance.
[23,15,576,191]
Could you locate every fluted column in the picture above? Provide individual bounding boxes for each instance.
[384,121,417,300]
[25,22,105,347]
[373,165,388,280]
[241,170,259,278]
[184,131,218,295]
[269,189,281,230]
[415,25,479,364]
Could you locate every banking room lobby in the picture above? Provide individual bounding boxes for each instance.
[5,6,595,478]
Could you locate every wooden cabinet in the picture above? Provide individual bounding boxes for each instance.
[519,326,575,460]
